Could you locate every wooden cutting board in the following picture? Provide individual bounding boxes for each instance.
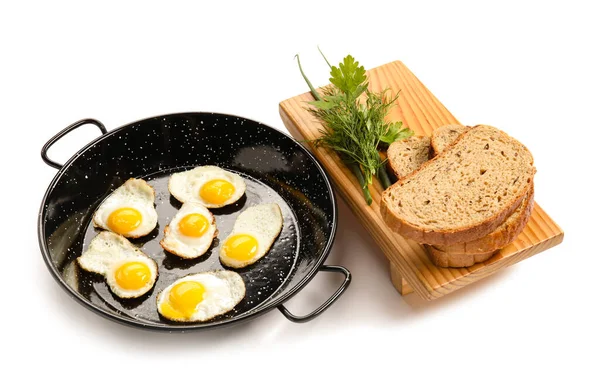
[279,60,564,300]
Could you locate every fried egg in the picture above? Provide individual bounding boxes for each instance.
[93,178,158,238]
[219,203,283,268]
[77,232,158,298]
[160,201,218,259]
[157,271,245,322]
[168,166,246,208]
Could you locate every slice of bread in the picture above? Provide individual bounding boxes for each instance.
[431,124,470,155]
[430,124,536,256]
[387,136,431,179]
[381,125,535,245]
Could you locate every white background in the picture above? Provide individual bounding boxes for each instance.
[2,1,598,386]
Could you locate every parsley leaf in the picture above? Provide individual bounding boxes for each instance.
[379,122,414,145]
[329,55,368,99]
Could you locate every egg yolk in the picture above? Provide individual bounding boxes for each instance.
[223,234,259,261]
[178,213,209,237]
[107,207,142,234]
[200,179,235,205]
[161,281,206,319]
[115,261,152,290]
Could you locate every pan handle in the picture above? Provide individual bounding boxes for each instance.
[277,265,351,323]
[41,118,107,169]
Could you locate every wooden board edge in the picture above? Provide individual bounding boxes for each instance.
[390,262,414,295]
[399,229,564,300]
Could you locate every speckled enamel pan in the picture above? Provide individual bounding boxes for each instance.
[38,112,350,331]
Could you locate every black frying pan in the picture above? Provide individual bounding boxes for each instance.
[38,112,350,331]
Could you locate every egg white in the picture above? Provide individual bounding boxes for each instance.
[219,203,283,269]
[156,271,246,322]
[77,231,158,298]
[160,201,218,259]
[93,178,158,238]
[168,166,246,208]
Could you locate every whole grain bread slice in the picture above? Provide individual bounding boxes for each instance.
[380,125,535,245]
[387,135,431,179]
[430,124,536,256]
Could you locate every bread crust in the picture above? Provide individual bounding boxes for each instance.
[380,125,535,246]
[425,245,496,268]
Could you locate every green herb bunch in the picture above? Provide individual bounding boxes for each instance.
[296,51,413,204]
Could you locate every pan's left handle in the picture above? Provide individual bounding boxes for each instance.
[277,265,351,323]
[41,118,107,169]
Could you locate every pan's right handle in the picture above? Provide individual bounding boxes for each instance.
[41,118,107,169]
[277,265,351,323]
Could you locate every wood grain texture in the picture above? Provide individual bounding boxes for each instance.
[279,60,564,300]
[390,262,413,295]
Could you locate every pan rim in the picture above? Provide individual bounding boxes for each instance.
[38,111,338,331]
